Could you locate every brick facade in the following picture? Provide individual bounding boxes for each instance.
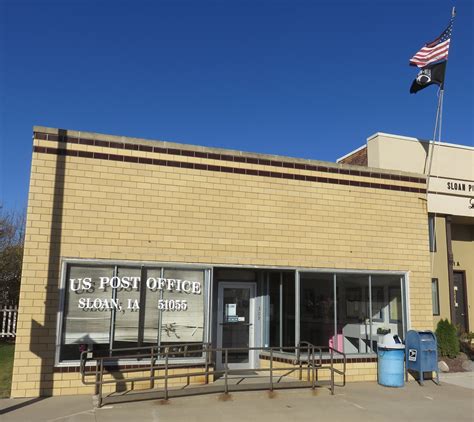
[11,127,432,397]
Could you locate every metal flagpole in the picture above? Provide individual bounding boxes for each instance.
[425,6,455,297]
[425,6,455,181]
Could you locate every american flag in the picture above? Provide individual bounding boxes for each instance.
[409,17,454,68]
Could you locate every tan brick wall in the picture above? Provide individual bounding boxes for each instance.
[11,128,432,397]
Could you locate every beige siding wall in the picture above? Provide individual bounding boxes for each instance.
[432,216,450,326]
[11,129,432,397]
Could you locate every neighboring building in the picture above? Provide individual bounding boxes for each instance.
[338,133,474,333]
[12,127,432,397]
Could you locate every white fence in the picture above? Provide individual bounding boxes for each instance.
[1,305,18,338]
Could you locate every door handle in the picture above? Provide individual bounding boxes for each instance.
[220,323,253,326]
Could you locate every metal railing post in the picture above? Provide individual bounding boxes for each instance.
[98,358,104,408]
[306,344,310,381]
[224,349,229,394]
[332,348,335,391]
[204,344,209,384]
[150,347,155,389]
[93,358,99,395]
[164,352,169,400]
[298,344,302,380]
[311,346,316,389]
[269,349,273,391]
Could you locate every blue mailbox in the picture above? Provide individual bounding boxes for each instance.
[405,330,439,385]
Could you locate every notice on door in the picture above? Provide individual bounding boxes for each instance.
[226,304,238,322]
[226,303,237,317]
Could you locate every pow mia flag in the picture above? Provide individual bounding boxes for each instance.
[410,61,446,94]
[409,13,453,94]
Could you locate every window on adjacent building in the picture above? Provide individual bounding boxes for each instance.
[432,278,440,316]
[428,214,437,252]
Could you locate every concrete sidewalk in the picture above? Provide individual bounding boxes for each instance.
[1,380,473,422]
[439,371,474,390]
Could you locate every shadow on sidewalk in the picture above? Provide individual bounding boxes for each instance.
[0,397,46,415]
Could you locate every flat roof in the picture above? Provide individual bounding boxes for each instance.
[33,126,426,179]
[336,132,473,163]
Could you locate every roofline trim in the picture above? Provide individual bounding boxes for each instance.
[367,132,474,151]
[336,144,367,163]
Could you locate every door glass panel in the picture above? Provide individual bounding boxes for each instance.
[454,272,467,333]
[222,287,250,363]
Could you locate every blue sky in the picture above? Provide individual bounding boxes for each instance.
[1,0,473,211]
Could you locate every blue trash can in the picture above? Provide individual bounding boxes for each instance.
[378,345,405,387]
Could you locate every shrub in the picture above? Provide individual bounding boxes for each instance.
[436,319,460,358]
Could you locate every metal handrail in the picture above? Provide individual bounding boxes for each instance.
[329,346,347,388]
[80,342,346,407]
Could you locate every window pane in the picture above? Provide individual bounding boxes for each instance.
[372,286,384,322]
[142,268,162,345]
[432,278,440,315]
[337,274,370,354]
[300,273,334,349]
[428,215,436,252]
[60,265,114,360]
[113,267,141,347]
[282,272,295,348]
[389,287,402,323]
[268,272,295,349]
[371,275,404,352]
[268,273,281,347]
[161,269,205,352]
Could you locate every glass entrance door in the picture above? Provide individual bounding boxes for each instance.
[453,271,468,333]
[217,282,256,370]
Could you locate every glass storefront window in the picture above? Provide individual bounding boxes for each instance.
[60,262,407,363]
[371,275,404,351]
[60,265,114,361]
[114,267,142,347]
[59,263,208,362]
[142,268,162,345]
[268,272,295,350]
[296,272,406,356]
[161,269,205,357]
[300,273,334,350]
[336,274,371,354]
